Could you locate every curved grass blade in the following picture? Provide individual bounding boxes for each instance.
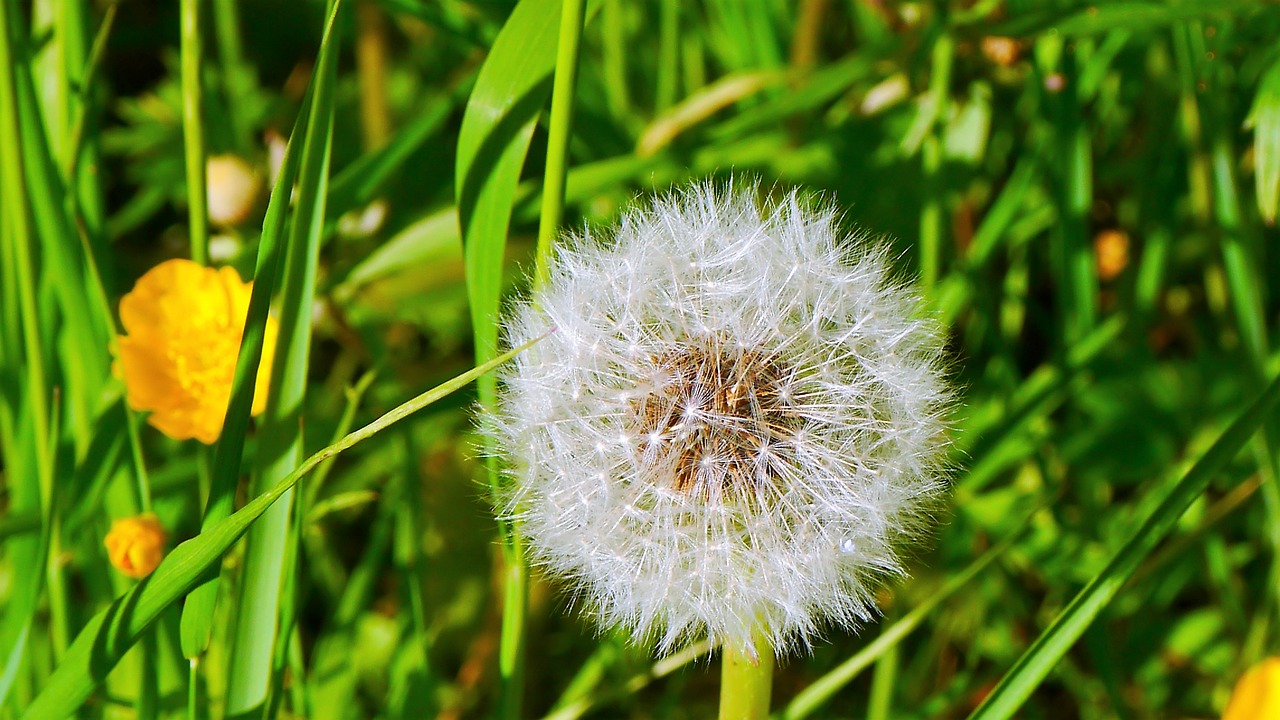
[967,369,1280,720]
[225,2,340,708]
[180,0,209,264]
[177,0,344,664]
[780,513,1029,719]
[20,335,544,720]
[1248,56,1280,224]
[454,0,598,714]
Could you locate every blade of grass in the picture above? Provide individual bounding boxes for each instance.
[307,478,397,720]
[866,639,898,720]
[967,369,1280,720]
[655,0,679,112]
[780,510,1030,719]
[180,0,209,264]
[61,0,110,249]
[636,70,784,158]
[1048,44,1097,344]
[21,333,546,720]
[0,0,57,706]
[541,640,718,720]
[933,152,1042,324]
[919,30,953,289]
[1248,56,1280,225]
[600,0,630,120]
[177,3,333,666]
[455,0,596,715]
[210,0,255,152]
[9,0,110,455]
[388,430,435,716]
[224,2,342,714]
[533,0,585,289]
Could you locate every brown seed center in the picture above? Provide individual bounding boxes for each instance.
[629,341,801,495]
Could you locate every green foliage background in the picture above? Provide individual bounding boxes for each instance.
[3,0,1280,718]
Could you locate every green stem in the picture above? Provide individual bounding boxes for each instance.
[655,0,679,112]
[495,3,587,717]
[919,32,952,289]
[188,659,201,720]
[719,633,774,720]
[180,0,209,264]
[600,0,630,120]
[533,0,586,289]
[210,0,254,151]
[497,534,529,720]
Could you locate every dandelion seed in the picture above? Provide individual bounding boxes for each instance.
[490,183,951,657]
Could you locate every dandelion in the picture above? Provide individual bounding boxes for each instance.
[113,258,277,444]
[491,183,951,676]
[104,513,168,579]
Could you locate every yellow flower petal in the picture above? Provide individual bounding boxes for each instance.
[1224,657,1280,720]
[104,514,168,579]
[113,258,278,444]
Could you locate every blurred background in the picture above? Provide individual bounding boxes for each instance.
[5,0,1280,718]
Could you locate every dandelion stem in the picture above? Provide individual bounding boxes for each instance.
[719,633,774,720]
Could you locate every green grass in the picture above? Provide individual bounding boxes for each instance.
[3,1,1280,718]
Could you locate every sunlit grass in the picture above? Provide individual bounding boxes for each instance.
[3,1,1280,718]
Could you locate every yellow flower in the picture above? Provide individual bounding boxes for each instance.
[113,258,277,444]
[104,514,168,579]
[1224,657,1280,720]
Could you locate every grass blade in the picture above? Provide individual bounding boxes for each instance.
[779,511,1030,719]
[1248,56,1280,225]
[20,335,544,720]
[967,369,1280,720]
[180,0,209,264]
[455,0,590,714]
[224,0,341,713]
[177,1,339,664]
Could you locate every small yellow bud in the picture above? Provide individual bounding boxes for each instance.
[1224,658,1280,720]
[1094,229,1130,282]
[104,513,168,579]
[205,155,262,227]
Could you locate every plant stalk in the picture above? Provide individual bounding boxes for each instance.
[719,633,774,720]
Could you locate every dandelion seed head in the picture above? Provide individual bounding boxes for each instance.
[491,182,952,656]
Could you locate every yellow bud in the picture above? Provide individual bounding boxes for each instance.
[1094,229,1130,282]
[104,513,168,579]
[1224,657,1280,720]
[205,154,262,227]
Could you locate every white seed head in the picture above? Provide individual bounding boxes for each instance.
[490,182,952,656]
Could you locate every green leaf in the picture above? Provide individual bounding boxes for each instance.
[967,369,1280,720]
[179,0,345,661]
[961,0,1264,38]
[454,0,597,713]
[1247,55,1280,225]
[20,336,542,720]
[780,511,1031,720]
[456,0,567,366]
[225,0,340,706]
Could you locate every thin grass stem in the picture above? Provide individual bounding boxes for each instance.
[180,0,209,264]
